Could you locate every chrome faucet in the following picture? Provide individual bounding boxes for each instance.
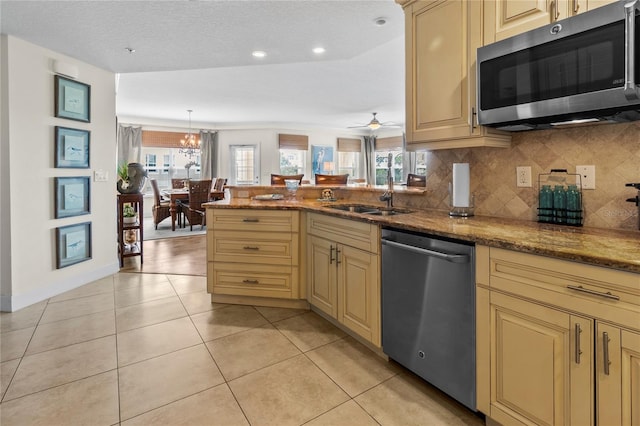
[379,153,393,209]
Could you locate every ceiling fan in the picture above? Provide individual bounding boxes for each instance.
[348,112,400,130]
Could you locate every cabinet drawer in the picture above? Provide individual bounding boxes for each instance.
[307,213,379,254]
[212,209,298,233]
[211,230,297,265]
[209,262,295,299]
[489,247,640,330]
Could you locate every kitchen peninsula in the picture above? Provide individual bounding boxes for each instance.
[205,184,640,426]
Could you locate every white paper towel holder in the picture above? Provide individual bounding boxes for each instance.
[448,183,474,217]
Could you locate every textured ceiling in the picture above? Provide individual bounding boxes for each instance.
[1,0,406,132]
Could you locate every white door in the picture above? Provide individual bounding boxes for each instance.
[229,145,259,185]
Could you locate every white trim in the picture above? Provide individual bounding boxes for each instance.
[0,262,119,312]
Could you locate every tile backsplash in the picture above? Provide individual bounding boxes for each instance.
[420,121,640,231]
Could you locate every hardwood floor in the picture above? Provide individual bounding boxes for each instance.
[120,235,206,276]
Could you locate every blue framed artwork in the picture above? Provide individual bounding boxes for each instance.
[55,126,90,168]
[54,176,90,218]
[54,75,91,122]
[311,145,335,176]
[55,222,92,269]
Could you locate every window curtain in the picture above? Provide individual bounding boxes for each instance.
[363,135,376,185]
[200,130,218,179]
[117,125,142,166]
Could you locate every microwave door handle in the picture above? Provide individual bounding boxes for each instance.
[624,0,639,100]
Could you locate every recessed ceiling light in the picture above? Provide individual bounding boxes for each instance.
[313,47,326,54]
[125,47,136,54]
[374,17,387,26]
[252,50,266,58]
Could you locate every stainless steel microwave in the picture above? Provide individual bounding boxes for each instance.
[477,0,640,131]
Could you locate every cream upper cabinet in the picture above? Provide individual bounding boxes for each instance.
[484,0,617,43]
[476,246,640,426]
[306,213,380,346]
[401,0,511,150]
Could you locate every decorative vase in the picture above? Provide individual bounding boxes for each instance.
[117,162,147,194]
[123,215,137,225]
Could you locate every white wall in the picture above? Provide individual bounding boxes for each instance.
[1,36,118,311]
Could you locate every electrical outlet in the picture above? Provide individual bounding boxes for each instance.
[576,165,596,189]
[516,166,532,188]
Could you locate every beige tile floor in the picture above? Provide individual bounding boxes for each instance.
[0,272,485,426]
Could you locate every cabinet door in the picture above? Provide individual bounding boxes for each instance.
[337,245,380,347]
[489,292,592,426]
[487,0,567,42]
[597,324,640,425]
[572,0,616,15]
[307,236,337,318]
[405,0,510,148]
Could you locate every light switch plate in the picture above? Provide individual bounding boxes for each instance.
[576,165,595,189]
[516,166,532,188]
[94,170,108,182]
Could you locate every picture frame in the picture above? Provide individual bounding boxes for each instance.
[55,126,90,168]
[56,222,92,269]
[311,145,335,177]
[54,75,91,122]
[55,176,90,218]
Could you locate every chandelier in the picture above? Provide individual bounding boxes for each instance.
[179,109,200,159]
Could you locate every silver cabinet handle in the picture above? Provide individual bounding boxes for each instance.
[469,107,476,133]
[625,0,639,100]
[381,239,470,263]
[242,218,260,222]
[329,245,335,265]
[573,0,579,14]
[575,323,582,364]
[603,331,611,375]
[550,0,560,20]
[242,279,259,284]
[243,246,260,250]
[566,285,620,300]
[335,247,341,265]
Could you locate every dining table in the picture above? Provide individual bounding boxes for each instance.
[161,188,189,231]
[162,187,226,231]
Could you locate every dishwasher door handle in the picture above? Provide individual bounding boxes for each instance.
[381,239,469,263]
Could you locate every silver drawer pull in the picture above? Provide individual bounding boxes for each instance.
[566,285,620,301]
[242,279,259,284]
[242,218,260,222]
[603,332,611,375]
[243,246,260,250]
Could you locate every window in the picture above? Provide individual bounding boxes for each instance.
[280,149,306,175]
[415,151,427,175]
[230,145,259,185]
[145,154,157,173]
[337,152,360,179]
[375,150,404,185]
[162,154,171,174]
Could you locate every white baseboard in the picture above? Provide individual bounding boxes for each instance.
[1,262,119,312]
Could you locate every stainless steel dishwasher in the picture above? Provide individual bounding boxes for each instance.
[381,228,476,410]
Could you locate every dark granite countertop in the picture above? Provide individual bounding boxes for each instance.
[204,198,640,274]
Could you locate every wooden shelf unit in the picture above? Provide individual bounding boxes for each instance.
[117,193,143,267]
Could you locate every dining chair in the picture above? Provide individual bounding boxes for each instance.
[210,178,227,201]
[150,179,172,229]
[271,174,304,185]
[407,173,427,187]
[178,179,212,230]
[314,174,349,185]
[171,178,186,189]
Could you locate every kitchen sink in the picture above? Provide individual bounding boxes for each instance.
[326,204,411,215]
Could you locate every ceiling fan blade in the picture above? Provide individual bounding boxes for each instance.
[347,125,368,128]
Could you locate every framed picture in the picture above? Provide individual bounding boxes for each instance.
[56,222,92,269]
[54,75,90,122]
[55,176,90,218]
[55,126,90,168]
[311,145,335,177]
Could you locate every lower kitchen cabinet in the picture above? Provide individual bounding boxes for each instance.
[477,246,640,426]
[307,213,380,347]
